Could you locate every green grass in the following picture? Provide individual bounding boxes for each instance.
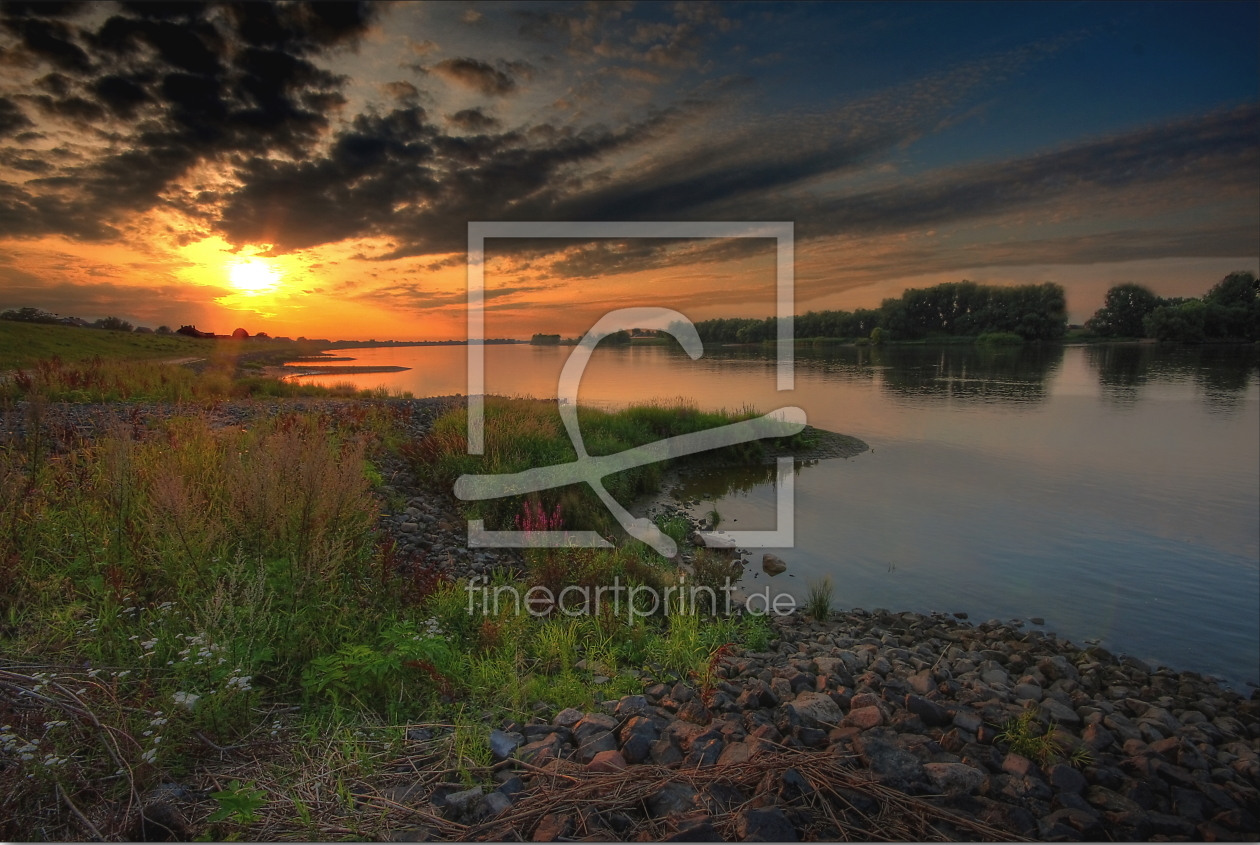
[409,396,812,537]
[0,403,776,839]
[0,321,218,369]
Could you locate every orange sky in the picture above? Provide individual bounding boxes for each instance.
[0,3,1255,339]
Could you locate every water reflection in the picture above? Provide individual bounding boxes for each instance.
[706,343,1064,406]
[1088,343,1259,413]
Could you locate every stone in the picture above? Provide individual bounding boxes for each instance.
[844,705,884,730]
[677,699,712,725]
[474,791,512,821]
[735,807,798,842]
[1084,784,1142,814]
[1047,763,1087,794]
[1039,698,1081,726]
[651,738,684,765]
[586,750,627,773]
[685,737,723,767]
[717,740,759,766]
[573,712,618,742]
[1013,683,1043,702]
[648,783,700,818]
[575,730,618,764]
[553,707,584,728]
[615,695,649,717]
[517,733,565,765]
[532,813,573,842]
[923,762,987,795]
[488,729,524,763]
[1082,723,1116,751]
[663,812,722,842]
[856,735,926,786]
[952,710,983,734]
[762,553,787,575]
[785,691,843,728]
[1002,753,1041,780]
[442,786,483,820]
[905,694,950,727]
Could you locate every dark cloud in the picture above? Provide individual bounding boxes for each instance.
[0,276,233,326]
[0,0,380,240]
[447,107,500,132]
[431,57,519,96]
[0,96,34,136]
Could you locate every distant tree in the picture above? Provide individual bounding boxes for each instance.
[1202,271,1259,341]
[92,316,134,332]
[232,327,249,339]
[155,325,172,334]
[869,326,885,345]
[604,330,631,346]
[1143,300,1206,343]
[530,333,560,345]
[0,306,62,324]
[1085,284,1161,337]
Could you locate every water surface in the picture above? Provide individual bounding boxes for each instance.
[295,342,1260,688]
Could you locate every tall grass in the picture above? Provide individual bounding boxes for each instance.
[408,396,796,535]
[0,356,407,402]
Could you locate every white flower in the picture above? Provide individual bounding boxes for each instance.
[172,691,200,711]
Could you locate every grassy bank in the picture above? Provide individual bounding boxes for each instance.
[0,401,774,840]
[409,396,815,536]
[0,321,218,370]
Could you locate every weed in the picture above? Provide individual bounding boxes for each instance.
[805,575,834,621]
[994,709,1063,765]
[208,780,268,824]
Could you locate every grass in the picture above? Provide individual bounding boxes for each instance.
[0,321,217,370]
[408,396,814,537]
[0,402,776,840]
[804,576,834,621]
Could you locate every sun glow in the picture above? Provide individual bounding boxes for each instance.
[229,258,281,293]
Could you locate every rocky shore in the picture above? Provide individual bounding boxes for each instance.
[8,397,1259,840]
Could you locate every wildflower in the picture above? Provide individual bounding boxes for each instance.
[172,691,200,711]
[140,748,157,764]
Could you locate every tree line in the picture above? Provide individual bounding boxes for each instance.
[691,281,1068,344]
[1084,272,1258,342]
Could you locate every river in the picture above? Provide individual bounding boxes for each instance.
[292,341,1260,689]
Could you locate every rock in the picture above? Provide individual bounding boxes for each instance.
[952,710,983,734]
[1043,808,1103,839]
[620,717,660,764]
[923,762,987,795]
[1030,617,1045,626]
[762,554,787,576]
[1082,723,1116,751]
[517,733,565,765]
[553,707,584,728]
[785,691,843,728]
[573,712,618,742]
[677,699,711,725]
[488,729,524,763]
[532,813,573,841]
[1039,698,1081,726]
[716,741,759,766]
[575,730,619,764]
[648,783,700,818]
[1002,753,1042,780]
[1084,784,1142,814]
[905,694,950,727]
[442,786,483,820]
[651,738,684,765]
[663,812,722,841]
[856,735,926,786]
[615,695,649,717]
[1013,683,1042,702]
[586,750,627,773]
[1047,763,1087,794]
[474,791,513,821]
[844,705,884,730]
[735,807,798,842]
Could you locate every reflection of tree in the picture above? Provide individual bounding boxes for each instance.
[875,345,1063,405]
[671,460,811,502]
[1086,344,1259,412]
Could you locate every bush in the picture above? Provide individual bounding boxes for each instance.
[976,331,1025,346]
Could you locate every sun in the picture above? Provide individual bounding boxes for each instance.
[229,258,281,293]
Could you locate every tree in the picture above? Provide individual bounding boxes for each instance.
[0,306,61,324]
[1085,284,1161,337]
[1143,300,1206,343]
[92,316,134,332]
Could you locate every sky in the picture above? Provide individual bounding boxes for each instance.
[0,0,1256,340]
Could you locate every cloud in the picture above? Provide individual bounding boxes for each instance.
[0,277,234,326]
[430,57,520,96]
[447,107,500,132]
[0,0,381,240]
